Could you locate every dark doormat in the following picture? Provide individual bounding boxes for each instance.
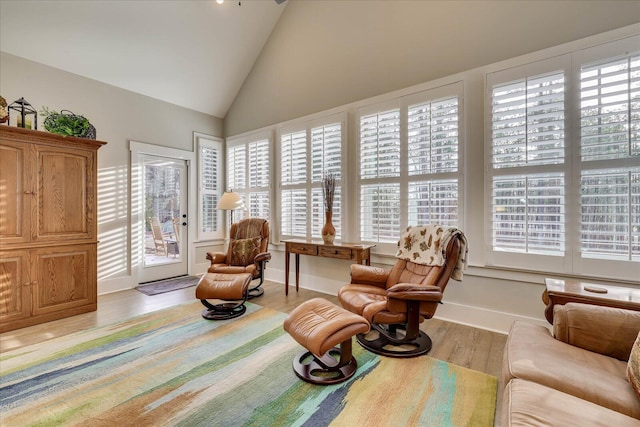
[135,275,201,296]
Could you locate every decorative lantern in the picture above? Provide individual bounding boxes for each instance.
[9,97,37,130]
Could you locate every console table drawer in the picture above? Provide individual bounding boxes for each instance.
[319,246,352,260]
[289,243,318,256]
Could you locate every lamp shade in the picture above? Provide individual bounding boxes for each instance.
[217,191,244,210]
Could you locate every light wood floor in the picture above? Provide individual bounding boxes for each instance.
[1,280,508,423]
[1,280,507,378]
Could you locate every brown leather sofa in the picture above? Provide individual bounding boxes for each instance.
[500,303,640,427]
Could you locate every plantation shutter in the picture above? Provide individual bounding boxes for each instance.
[227,145,246,191]
[199,140,222,239]
[281,131,307,236]
[580,55,640,260]
[361,183,400,242]
[490,71,566,255]
[360,109,401,179]
[248,139,270,220]
[310,123,342,239]
[407,96,460,228]
[408,180,458,226]
[311,123,342,181]
[281,131,307,186]
[408,97,459,175]
[281,189,307,236]
[360,109,401,242]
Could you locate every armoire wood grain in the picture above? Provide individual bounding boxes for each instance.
[0,126,106,332]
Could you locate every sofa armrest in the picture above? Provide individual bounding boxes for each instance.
[553,303,640,361]
[350,264,389,288]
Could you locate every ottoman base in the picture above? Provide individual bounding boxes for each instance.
[284,298,370,385]
[201,301,247,320]
[195,273,253,320]
[292,339,358,385]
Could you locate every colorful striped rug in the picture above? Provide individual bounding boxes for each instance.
[0,302,497,426]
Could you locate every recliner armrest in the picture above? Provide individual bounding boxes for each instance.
[387,283,442,301]
[350,264,389,288]
[553,303,640,361]
[254,252,271,263]
[206,251,227,264]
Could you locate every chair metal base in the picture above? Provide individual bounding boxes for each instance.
[356,324,432,358]
[291,340,358,385]
[200,300,246,320]
[247,286,264,299]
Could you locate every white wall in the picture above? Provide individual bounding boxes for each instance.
[224,8,640,333]
[0,53,224,294]
[225,0,640,136]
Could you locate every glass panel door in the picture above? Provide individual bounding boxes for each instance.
[139,154,188,283]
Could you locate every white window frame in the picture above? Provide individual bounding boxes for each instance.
[277,112,347,241]
[571,37,640,281]
[226,131,273,225]
[356,82,464,253]
[485,36,640,281]
[196,133,223,241]
[485,56,572,274]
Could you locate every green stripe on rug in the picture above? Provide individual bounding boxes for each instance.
[0,301,497,427]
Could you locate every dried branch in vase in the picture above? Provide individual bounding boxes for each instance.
[322,171,337,213]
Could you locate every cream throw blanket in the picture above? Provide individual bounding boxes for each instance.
[395,225,468,281]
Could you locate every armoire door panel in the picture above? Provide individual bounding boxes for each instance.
[0,142,30,244]
[34,148,94,241]
[0,251,31,321]
[32,245,96,316]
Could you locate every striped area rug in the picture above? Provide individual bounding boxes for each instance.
[0,302,497,426]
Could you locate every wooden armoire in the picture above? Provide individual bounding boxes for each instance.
[0,126,106,332]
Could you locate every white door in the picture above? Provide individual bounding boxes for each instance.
[139,154,188,283]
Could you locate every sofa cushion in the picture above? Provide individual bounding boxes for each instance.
[502,379,640,427]
[553,303,640,361]
[503,321,640,419]
[629,332,640,400]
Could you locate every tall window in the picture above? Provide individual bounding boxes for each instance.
[280,115,344,240]
[360,108,401,242]
[358,84,463,248]
[490,70,566,256]
[227,136,271,222]
[578,54,640,262]
[197,135,223,240]
[487,38,639,280]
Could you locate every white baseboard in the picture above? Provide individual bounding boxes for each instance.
[433,301,548,335]
[98,276,137,295]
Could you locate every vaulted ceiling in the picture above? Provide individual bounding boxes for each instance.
[0,0,286,118]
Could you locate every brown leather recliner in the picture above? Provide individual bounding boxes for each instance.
[205,218,271,299]
[339,226,465,357]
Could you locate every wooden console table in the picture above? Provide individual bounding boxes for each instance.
[283,240,376,295]
[542,278,640,324]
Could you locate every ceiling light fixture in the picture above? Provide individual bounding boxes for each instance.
[216,0,285,5]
